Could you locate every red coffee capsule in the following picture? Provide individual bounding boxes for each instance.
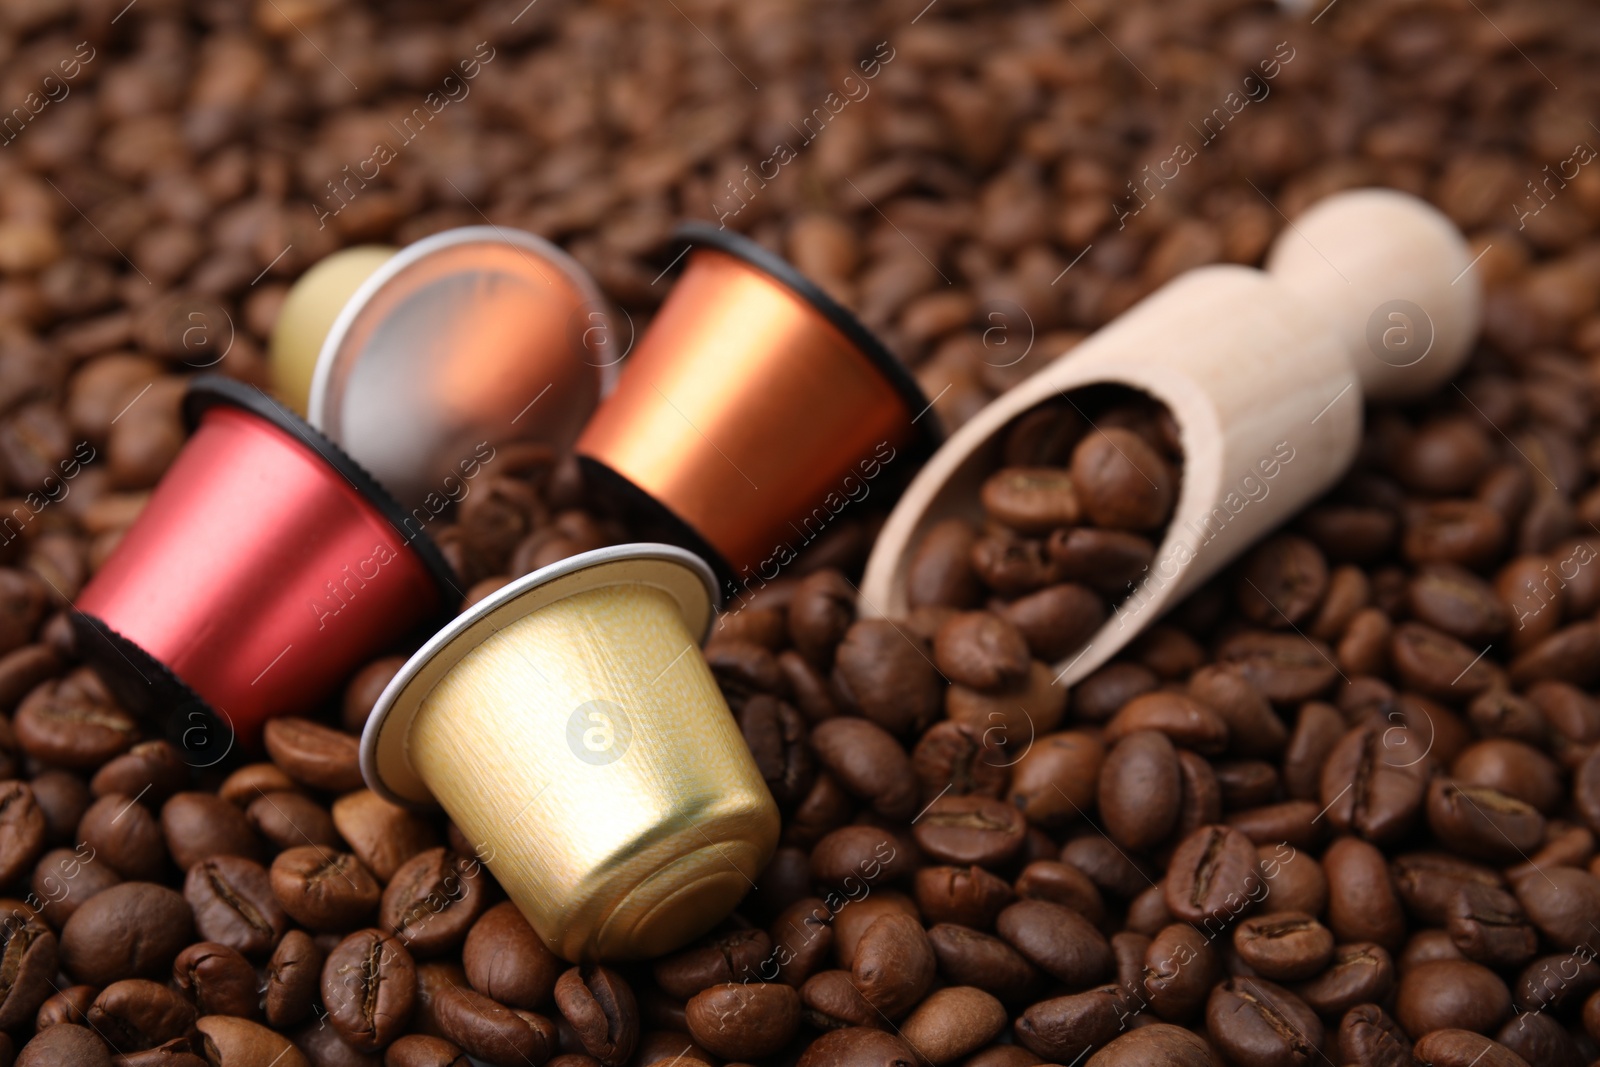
[73,376,458,760]
[575,223,942,591]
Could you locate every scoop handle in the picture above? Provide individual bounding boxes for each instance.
[1265,188,1482,402]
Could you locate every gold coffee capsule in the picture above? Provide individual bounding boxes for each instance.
[361,544,778,962]
[268,245,396,415]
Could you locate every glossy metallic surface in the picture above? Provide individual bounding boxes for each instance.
[309,227,615,512]
[75,383,451,749]
[575,242,928,577]
[363,544,778,962]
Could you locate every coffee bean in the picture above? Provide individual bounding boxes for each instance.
[161,791,264,870]
[1098,730,1181,851]
[432,982,557,1065]
[684,981,798,1061]
[787,569,856,669]
[185,855,288,958]
[89,741,187,803]
[800,967,878,1028]
[831,620,941,735]
[1409,563,1507,641]
[89,978,197,1050]
[927,923,1038,1005]
[810,718,917,820]
[77,791,165,881]
[246,791,339,852]
[14,672,137,772]
[739,694,814,808]
[35,984,93,1030]
[898,985,1006,1063]
[60,882,192,985]
[262,718,365,793]
[462,902,562,1011]
[1237,535,1328,627]
[1014,861,1106,926]
[195,1015,310,1067]
[1016,985,1128,1062]
[1426,778,1545,862]
[851,912,935,1018]
[1232,911,1333,982]
[1411,1030,1531,1067]
[1512,866,1600,950]
[1105,691,1229,754]
[172,941,257,1019]
[1395,958,1512,1037]
[912,794,1025,867]
[29,770,89,847]
[996,899,1111,988]
[1205,977,1324,1067]
[330,790,441,884]
[1324,838,1406,952]
[1008,730,1103,829]
[980,467,1082,534]
[970,531,1060,597]
[380,848,488,958]
[16,1024,111,1067]
[905,519,982,610]
[910,720,1010,805]
[1217,630,1339,703]
[1143,922,1219,1022]
[794,1027,916,1067]
[270,847,381,932]
[0,904,53,1031]
[1071,428,1175,531]
[343,656,404,735]
[1495,1009,1584,1067]
[1335,1003,1411,1067]
[322,928,417,1051]
[1164,824,1262,926]
[1084,1023,1216,1067]
[933,611,1032,691]
[1403,501,1506,569]
[385,1035,470,1067]
[552,965,638,1066]
[997,583,1106,662]
[1319,724,1432,844]
[263,929,322,1030]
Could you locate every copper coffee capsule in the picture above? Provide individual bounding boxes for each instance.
[575,224,942,587]
[362,543,778,961]
[73,377,458,758]
[308,226,617,513]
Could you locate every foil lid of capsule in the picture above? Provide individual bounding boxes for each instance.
[307,226,619,513]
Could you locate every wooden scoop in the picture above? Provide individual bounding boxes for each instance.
[858,189,1483,686]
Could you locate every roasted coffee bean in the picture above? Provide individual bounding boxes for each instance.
[1164,824,1262,926]
[1188,666,1286,759]
[1098,730,1181,851]
[851,912,935,1017]
[906,519,983,610]
[196,1015,309,1067]
[432,982,557,1065]
[322,928,417,1051]
[463,902,563,1011]
[809,717,918,820]
[739,695,814,808]
[899,985,1007,1063]
[1411,1030,1531,1067]
[767,897,834,988]
[1292,942,1395,1017]
[385,1035,470,1067]
[1218,630,1340,703]
[88,978,197,1050]
[911,720,1009,804]
[1085,1023,1216,1067]
[77,791,166,881]
[1495,1009,1584,1067]
[380,849,488,958]
[264,930,323,1029]
[1444,882,1538,968]
[911,794,1026,867]
[998,583,1106,662]
[1016,984,1129,1062]
[246,791,340,852]
[980,467,1081,534]
[794,1027,916,1067]
[831,620,941,735]
[996,899,1111,988]
[16,1024,111,1067]
[801,967,878,1028]
[1105,691,1229,754]
[1237,535,1328,627]
[1395,959,1512,1037]
[14,671,137,771]
[1071,428,1175,531]
[785,569,855,669]
[653,928,770,1001]
[60,882,192,985]
[0,782,47,891]
[1232,911,1334,981]
[331,791,441,884]
[554,966,638,1066]
[913,866,1012,932]
[1014,861,1106,926]
[262,718,364,793]
[1143,922,1219,1022]
[270,847,381,932]
[927,923,1038,1005]
[1409,564,1507,642]
[185,855,288,958]
[1319,724,1431,844]
[1205,978,1324,1067]
[684,981,798,1061]
[35,984,93,1029]
[0,905,54,1031]
[173,941,257,1019]
[89,741,187,803]
[30,770,90,846]
[1336,1003,1411,1067]
[933,611,1031,691]
[1512,866,1600,950]
[1325,838,1406,952]
[1009,730,1103,829]
[161,791,265,870]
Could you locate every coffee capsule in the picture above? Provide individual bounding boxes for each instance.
[308,227,616,513]
[575,224,942,588]
[73,376,458,758]
[269,245,396,415]
[361,543,778,962]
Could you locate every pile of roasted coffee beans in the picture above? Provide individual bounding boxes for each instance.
[1,0,1600,1064]
[905,386,1182,675]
